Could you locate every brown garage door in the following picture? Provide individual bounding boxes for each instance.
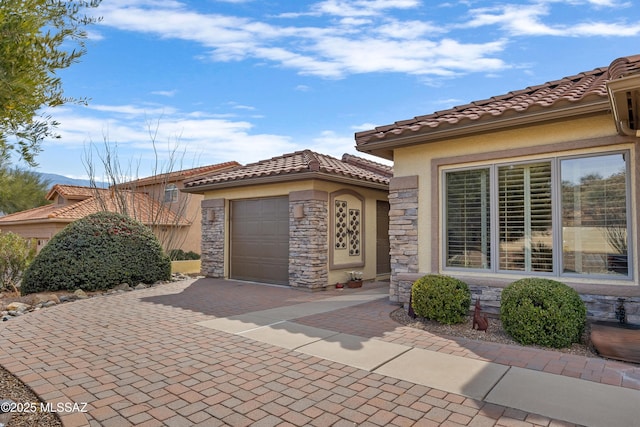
[230,197,289,285]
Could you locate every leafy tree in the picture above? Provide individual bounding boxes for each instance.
[0,232,36,292]
[0,0,101,166]
[0,151,49,214]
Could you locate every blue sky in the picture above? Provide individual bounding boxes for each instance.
[27,0,640,180]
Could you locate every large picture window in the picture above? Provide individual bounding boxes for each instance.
[443,152,631,279]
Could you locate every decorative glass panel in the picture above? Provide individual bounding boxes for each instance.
[445,168,491,269]
[498,163,552,272]
[335,200,347,249]
[349,208,361,256]
[561,154,628,276]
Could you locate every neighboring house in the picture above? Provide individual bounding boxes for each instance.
[114,161,239,254]
[182,150,392,290]
[0,162,239,254]
[355,54,640,321]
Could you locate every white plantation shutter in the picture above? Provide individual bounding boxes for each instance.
[498,163,553,272]
[445,168,491,269]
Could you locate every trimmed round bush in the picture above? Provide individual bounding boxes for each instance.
[21,212,171,294]
[500,278,586,348]
[411,274,471,324]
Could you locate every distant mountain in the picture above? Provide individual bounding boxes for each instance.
[38,173,108,188]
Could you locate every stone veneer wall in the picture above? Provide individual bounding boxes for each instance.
[388,176,419,303]
[289,190,328,290]
[200,198,225,278]
[398,273,640,323]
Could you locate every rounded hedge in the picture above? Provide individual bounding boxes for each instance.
[411,274,471,324]
[500,278,586,348]
[21,212,171,294]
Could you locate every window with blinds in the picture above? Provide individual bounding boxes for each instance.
[445,168,491,269]
[442,151,631,279]
[498,163,552,272]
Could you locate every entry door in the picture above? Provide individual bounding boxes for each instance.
[376,200,391,275]
[230,197,289,285]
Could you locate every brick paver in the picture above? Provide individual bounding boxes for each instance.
[1,278,638,426]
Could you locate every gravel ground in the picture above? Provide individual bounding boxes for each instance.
[390,308,599,358]
[0,366,61,427]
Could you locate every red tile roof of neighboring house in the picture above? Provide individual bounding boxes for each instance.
[355,54,640,151]
[183,150,392,190]
[45,184,102,201]
[0,188,190,227]
[118,161,241,188]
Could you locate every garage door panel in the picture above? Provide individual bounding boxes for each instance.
[231,197,289,285]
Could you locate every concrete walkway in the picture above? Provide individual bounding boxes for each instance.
[1,278,639,426]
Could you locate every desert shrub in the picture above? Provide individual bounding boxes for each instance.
[168,249,201,260]
[500,278,586,348]
[411,274,471,324]
[21,212,171,294]
[0,232,36,292]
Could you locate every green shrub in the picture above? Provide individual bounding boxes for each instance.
[21,212,171,294]
[168,249,201,260]
[411,274,471,324]
[500,278,586,348]
[0,232,36,292]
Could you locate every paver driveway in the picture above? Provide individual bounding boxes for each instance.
[0,278,636,426]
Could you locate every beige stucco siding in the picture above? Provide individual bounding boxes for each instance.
[392,113,639,286]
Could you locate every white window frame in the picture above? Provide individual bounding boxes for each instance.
[441,150,633,281]
[164,184,178,203]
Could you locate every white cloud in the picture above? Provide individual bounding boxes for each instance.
[463,2,640,37]
[151,90,177,97]
[42,103,299,177]
[95,0,509,79]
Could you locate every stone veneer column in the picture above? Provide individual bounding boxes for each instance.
[388,176,419,303]
[200,198,225,278]
[289,190,328,290]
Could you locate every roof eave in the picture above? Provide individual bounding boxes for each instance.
[356,100,610,157]
[182,171,389,193]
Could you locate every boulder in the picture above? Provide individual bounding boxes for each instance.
[113,283,132,292]
[74,289,88,299]
[6,302,30,313]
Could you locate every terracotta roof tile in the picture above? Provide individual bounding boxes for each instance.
[45,184,101,201]
[119,161,241,187]
[356,55,640,146]
[184,150,392,189]
[0,189,189,227]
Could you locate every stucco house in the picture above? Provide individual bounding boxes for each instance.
[0,162,239,254]
[355,54,640,322]
[182,150,392,289]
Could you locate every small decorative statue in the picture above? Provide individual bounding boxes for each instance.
[472,298,489,332]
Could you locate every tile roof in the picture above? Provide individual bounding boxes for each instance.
[45,184,101,201]
[184,150,392,190]
[119,161,241,187]
[355,54,640,149]
[0,189,190,227]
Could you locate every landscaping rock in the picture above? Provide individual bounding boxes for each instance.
[113,283,132,292]
[134,283,148,290]
[30,294,60,305]
[74,289,88,299]
[6,302,30,313]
